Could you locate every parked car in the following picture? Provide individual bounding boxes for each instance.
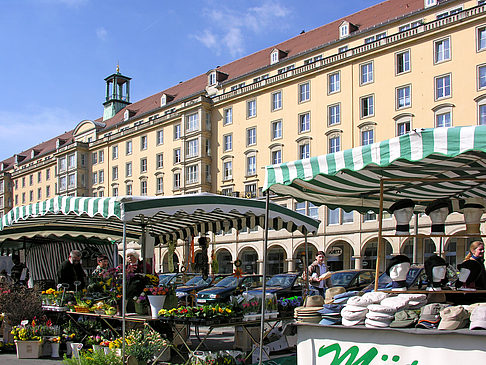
[196,275,263,305]
[175,275,227,305]
[158,272,197,287]
[308,269,375,295]
[247,273,304,299]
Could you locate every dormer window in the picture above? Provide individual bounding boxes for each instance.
[160,93,174,106]
[209,72,216,86]
[271,50,279,64]
[339,21,358,39]
[425,0,437,8]
[124,110,129,121]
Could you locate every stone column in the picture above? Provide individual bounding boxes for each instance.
[352,256,362,270]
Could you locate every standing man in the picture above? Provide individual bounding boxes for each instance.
[57,250,86,290]
[308,251,332,296]
[10,254,29,286]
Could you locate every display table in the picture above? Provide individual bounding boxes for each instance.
[296,323,486,365]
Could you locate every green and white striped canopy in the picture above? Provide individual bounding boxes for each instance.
[0,193,320,243]
[264,126,486,213]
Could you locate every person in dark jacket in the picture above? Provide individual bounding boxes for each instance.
[10,254,29,286]
[307,250,333,296]
[57,250,86,290]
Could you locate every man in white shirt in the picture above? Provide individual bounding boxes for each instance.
[307,251,332,296]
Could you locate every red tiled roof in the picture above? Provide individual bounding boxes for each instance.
[2,0,427,167]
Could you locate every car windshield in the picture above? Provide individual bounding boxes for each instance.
[215,276,238,287]
[377,267,422,287]
[266,275,294,287]
[184,276,211,286]
[331,272,355,287]
[159,274,175,285]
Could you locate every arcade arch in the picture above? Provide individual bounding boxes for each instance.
[293,242,318,273]
[361,238,393,271]
[215,248,233,274]
[267,244,287,275]
[238,246,259,274]
[162,251,180,273]
[326,240,354,271]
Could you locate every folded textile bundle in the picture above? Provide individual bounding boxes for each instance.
[365,304,396,328]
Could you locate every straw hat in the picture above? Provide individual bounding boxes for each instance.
[304,295,324,308]
[324,287,346,304]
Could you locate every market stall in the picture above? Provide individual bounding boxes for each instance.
[0,193,320,362]
[263,125,486,363]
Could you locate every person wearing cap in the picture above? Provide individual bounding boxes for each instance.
[456,241,486,290]
[307,251,332,296]
[57,249,86,290]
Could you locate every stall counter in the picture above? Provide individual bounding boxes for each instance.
[297,323,486,365]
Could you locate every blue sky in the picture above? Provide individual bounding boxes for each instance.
[0,0,383,161]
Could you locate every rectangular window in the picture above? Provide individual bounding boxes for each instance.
[328,72,340,94]
[187,138,199,158]
[338,45,348,53]
[98,150,104,163]
[126,184,132,195]
[156,153,163,169]
[299,113,310,133]
[247,127,256,146]
[479,65,486,89]
[272,150,282,164]
[113,186,118,197]
[327,208,339,225]
[29,190,33,202]
[112,145,118,159]
[328,104,341,126]
[223,134,232,152]
[46,169,50,180]
[299,143,310,159]
[186,112,199,132]
[126,141,132,155]
[360,62,373,84]
[205,164,211,183]
[435,74,451,99]
[92,172,98,185]
[329,136,341,153]
[272,120,282,139]
[478,26,486,51]
[224,108,233,125]
[436,112,452,127]
[244,183,257,199]
[173,173,181,189]
[156,177,163,193]
[140,158,147,173]
[46,186,50,198]
[434,38,450,63]
[140,135,148,150]
[186,165,198,184]
[29,174,33,186]
[272,91,282,110]
[396,50,410,74]
[22,177,25,187]
[299,82,310,102]
[156,129,163,145]
[112,166,118,180]
[479,104,486,125]
[396,85,411,109]
[360,95,374,118]
[174,124,181,140]
[342,210,354,224]
[140,180,147,196]
[174,148,181,164]
[99,170,104,183]
[126,162,132,177]
[59,158,66,172]
[37,171,42,183]
[68,173,75,188]
[397,121,411,136]
[247,156,256,176]
[362,130,374,146]
[223,161,233,180]
[68,154,75,169]
[363,211,376,222]
[247,100,256,118]
[92,152,97,164]
[22,192,25,204]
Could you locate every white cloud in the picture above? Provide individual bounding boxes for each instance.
[0,107,78,161]
[96,27,108,41]
[193,0,291,57]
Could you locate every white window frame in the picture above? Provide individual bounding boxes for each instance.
[156,130,163,145]
[272,91,282,111]
[247,127,256,146]
[247,100,257,118]
[174,124,181,140]
[126,162,132,177]
[436,111,452,127]
[174,148,181,164]
[434,37,451,64]
[173,172,181,189]
[247,155,256,176]
[271,149,282,165]
[186,165,199,184]
[140,158,147,173]
[478,64,486,90]
[224,107,233,125]
[112,145,118,159]
[298,82,310,103]
[156,153,163,169]
[223,134,232,152]
[396,85,412,109]
[360,62,373,85]
[140,180,147,196]
[187,138,199,158]
[329,135,341,154]
[478,26,486,52]
[360,95,375,118]
[361,128,374,146]
[396,50,411,75]
[126,140,132,155]
[396,118,411,136]
[435,74,452,100]
[186,112,199,133]
[328,72,340,94]
[299,112,310,133]
[223,161,233,180]
[112,166,118,180]
[299,142,310,159]
[328,103,341,126]
[478,99,486,125]
[272,120,282,140]
[156,176,163,193]
[140,135,148,150]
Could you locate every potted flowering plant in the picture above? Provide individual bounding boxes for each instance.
[144,286,170,319]
[11,321,42,359]
[133,292,147,315]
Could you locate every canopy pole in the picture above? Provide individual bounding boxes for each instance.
[374,179,385,291]
[259,191,270,365]
[122,221,127,361]
[303,232,309,299]
[413,213,418,264]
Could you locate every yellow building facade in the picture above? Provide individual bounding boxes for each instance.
[1,0,486,274]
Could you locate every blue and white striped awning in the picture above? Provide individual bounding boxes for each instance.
[0,193,320,243]
[264,126,486,213]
